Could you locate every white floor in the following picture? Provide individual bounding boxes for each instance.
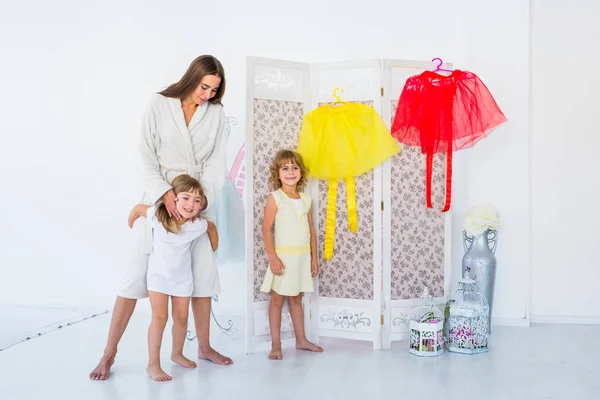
[0,312,597,400]
[0,305,107,351]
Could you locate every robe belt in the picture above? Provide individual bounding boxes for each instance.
[160,161,205,178]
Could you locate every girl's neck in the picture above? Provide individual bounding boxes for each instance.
[280,184,299,196]
[172,216,189,225]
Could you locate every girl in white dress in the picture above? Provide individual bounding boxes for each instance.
[261,150,323,360]
[128,174,217,381]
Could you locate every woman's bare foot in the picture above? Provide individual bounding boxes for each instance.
[198,347,233,365]
[89,354,115,380]
[171,354,197,369]
[268,346,283,360]
[296,340,323,353]
[146,364,172,382]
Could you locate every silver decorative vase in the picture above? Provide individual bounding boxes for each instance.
[462,229,497,332]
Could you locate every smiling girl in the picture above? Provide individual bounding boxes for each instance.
[260,150,323,360]
[127,174,217,381]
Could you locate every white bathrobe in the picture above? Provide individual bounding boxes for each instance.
[119,93,226,299]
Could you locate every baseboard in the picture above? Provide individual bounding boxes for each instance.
[492,317,530,327]
[530,314,600,325]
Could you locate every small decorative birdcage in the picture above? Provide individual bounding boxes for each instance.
[444,279,489,354]
[409,287,444,357]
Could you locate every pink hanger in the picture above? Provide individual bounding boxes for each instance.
[431,57,454,74]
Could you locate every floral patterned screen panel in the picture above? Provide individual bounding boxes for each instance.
[390,101,446,300]
[252,99,444,302]
[252,99,305,302]
[316,101,375,301]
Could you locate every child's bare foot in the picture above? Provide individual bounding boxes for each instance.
[296,340,323,353]
[171,354,197,369]
[89,354,115,380]
[198,347,233,365]
[268,346,283,360]
[146,365,172,382]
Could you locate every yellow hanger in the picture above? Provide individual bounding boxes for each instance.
[328,87,345,107]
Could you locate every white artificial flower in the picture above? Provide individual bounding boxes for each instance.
[463,204,500,236]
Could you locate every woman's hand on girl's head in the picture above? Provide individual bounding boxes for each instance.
[269,257,285,276]
[162,189,182,220]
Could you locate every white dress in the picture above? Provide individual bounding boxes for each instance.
[146,206,208,297]
[260,190,314,296]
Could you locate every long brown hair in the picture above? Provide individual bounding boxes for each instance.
[159,55,226,104]
[156,174,207,234]
[268,149,308,192]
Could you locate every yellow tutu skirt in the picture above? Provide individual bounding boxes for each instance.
[297,102,401,259]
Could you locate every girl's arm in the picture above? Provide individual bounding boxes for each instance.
[263,194,284,276]
[128,204,151,228]
[308,205,319,277]
[206,221,219,252]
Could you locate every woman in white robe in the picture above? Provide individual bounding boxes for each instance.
[90,55,232,381]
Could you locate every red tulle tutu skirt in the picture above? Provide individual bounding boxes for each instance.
[391,70,507,211]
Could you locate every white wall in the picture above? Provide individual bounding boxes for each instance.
[0,0,532,322]
[530,0,600,323]
[457,1,532,325]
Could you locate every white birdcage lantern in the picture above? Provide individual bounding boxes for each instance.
[444,279,489,354]
[408,287,444,357]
